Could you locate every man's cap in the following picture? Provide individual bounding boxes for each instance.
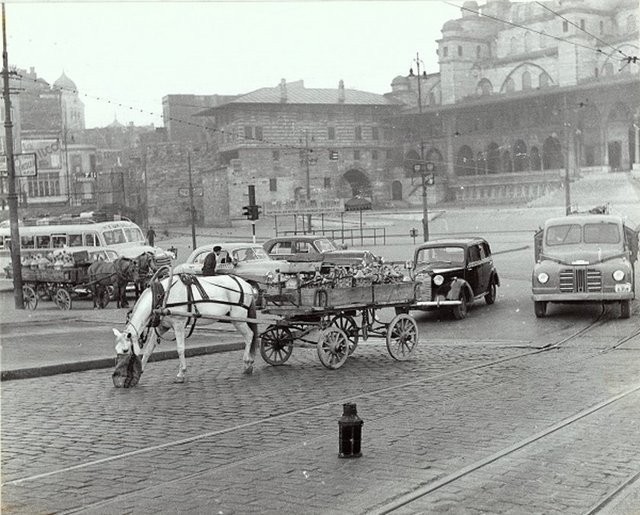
[213,245,222,252]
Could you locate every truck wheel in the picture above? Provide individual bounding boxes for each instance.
[534,301,547,318]
[620,300,631,319]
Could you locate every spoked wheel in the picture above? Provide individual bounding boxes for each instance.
[54,288,72,311]
[317,327,349,370]
[260,325,294,366]
[330,314,359,355]
[386,313,418,361]
[22,285,38,310]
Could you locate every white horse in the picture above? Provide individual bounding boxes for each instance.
[113,274,259,383]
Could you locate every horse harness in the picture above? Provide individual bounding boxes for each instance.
[137,273,250,343]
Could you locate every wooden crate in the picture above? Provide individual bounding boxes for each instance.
[372,282,416,305]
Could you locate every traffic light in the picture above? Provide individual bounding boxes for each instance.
[252,205,262,220]
[242,205,252,219]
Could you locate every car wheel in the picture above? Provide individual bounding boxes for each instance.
[534,301,547,318]
[485,279,497,305]
[451,293,468,320]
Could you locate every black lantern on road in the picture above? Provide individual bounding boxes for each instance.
[338,402,363,458]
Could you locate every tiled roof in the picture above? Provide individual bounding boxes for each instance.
[215,81,402,107]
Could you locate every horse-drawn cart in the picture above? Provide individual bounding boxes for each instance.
[21,262,97,311]
[259,279,420,369]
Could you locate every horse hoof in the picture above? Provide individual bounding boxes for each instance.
[173,376,185,384]
[243,364,254,375]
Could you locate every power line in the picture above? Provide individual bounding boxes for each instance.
[534,1,633,60]
[441,0,629,63]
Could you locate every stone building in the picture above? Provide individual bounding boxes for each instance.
[195,79,403,217]
[391,0,640,204]
[162,94,237,143]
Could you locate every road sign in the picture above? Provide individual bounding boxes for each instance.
[0,153,38,177]
[178,187,203,198]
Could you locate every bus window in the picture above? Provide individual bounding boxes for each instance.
[84,233,98,246]
[52,234,67,248]
[36,235,51,249]
[68,234,83,247]
[123,227,144,243]
[21,235,35,249]
[103,229,125,245]
[1,236,10,250]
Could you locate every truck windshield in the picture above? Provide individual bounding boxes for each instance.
[546,223,620,246]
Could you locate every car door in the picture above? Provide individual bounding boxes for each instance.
[184,249,211,274]
[466,244,483,295]
[477,242,493,293]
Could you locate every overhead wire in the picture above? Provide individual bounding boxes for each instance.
[441,0,631,63]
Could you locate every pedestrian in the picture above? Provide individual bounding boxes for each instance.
[202,245,222,276]
[146,226,156,247]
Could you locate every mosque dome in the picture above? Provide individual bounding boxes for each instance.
[53,72,77,92]
[442,20,463,33]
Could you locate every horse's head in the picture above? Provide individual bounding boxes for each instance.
[136,252,157,274]
[117,257,140,283]
[112,328,142,388]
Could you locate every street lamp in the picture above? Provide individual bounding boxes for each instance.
[409,52,430,241]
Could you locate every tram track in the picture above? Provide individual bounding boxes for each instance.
[3,312,638,514]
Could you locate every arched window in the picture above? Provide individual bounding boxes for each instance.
[486,143,500,174]
[502,151,513,174]
[542,137,563,170]
[476,78,493,96]
[513,140,529,171]
[504,77,515,93]
[522,71,532,90]
[456,145,475,176]
[510,37,518,55]
[530,146,541,170]
[627,14,637,33]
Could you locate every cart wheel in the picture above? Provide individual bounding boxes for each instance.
[54,288,72,311]
[386,313,418,361]
[317,327,349,370]
[330,314,359,355]
[260,325,294,366]
[22,285,38,310]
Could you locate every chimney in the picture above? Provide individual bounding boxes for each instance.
[338,79,345,103]
[279,78,287,103]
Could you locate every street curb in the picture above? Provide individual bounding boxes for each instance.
[0,341,244,381]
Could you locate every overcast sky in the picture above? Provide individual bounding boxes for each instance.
[7,1,460,128]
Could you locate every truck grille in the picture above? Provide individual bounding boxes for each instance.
[559,268,602,293]
[154,254,173,268]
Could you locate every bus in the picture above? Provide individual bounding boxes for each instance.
[0,216,174,275]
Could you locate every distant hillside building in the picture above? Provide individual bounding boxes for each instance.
[162,94,237,143]
[390,0,640,204]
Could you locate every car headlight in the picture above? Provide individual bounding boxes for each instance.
[612,270,625,281]
[537,272,549,284]
[433,274,444,286]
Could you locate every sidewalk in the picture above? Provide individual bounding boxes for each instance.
[0,291,245,381]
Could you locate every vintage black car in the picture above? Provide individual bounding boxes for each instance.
[409,237,500,319]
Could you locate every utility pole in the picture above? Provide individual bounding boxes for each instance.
[410,52,429,241]
[563,93,572,215]
[187,151,197,250]
[2,3,23,308]
[304,129,312,233]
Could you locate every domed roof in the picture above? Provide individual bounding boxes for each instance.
[442,19,463,32]
[391,75,409,85]
[462,1,479,11]
[53,72,77,91]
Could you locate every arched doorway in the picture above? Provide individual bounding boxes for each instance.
[294,186,305,200]
[391,180,403,200]
[342,169,372,198]
[542,136,562,169]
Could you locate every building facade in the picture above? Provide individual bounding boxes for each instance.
[391,0,639,204]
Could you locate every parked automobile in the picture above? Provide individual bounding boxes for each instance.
[173,242,283,294]
[263,235,378,270]
[531,213,637,318]
[408,237,500,319]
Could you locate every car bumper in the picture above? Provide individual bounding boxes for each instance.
[413,299,462,307]
[532,292,635,302]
